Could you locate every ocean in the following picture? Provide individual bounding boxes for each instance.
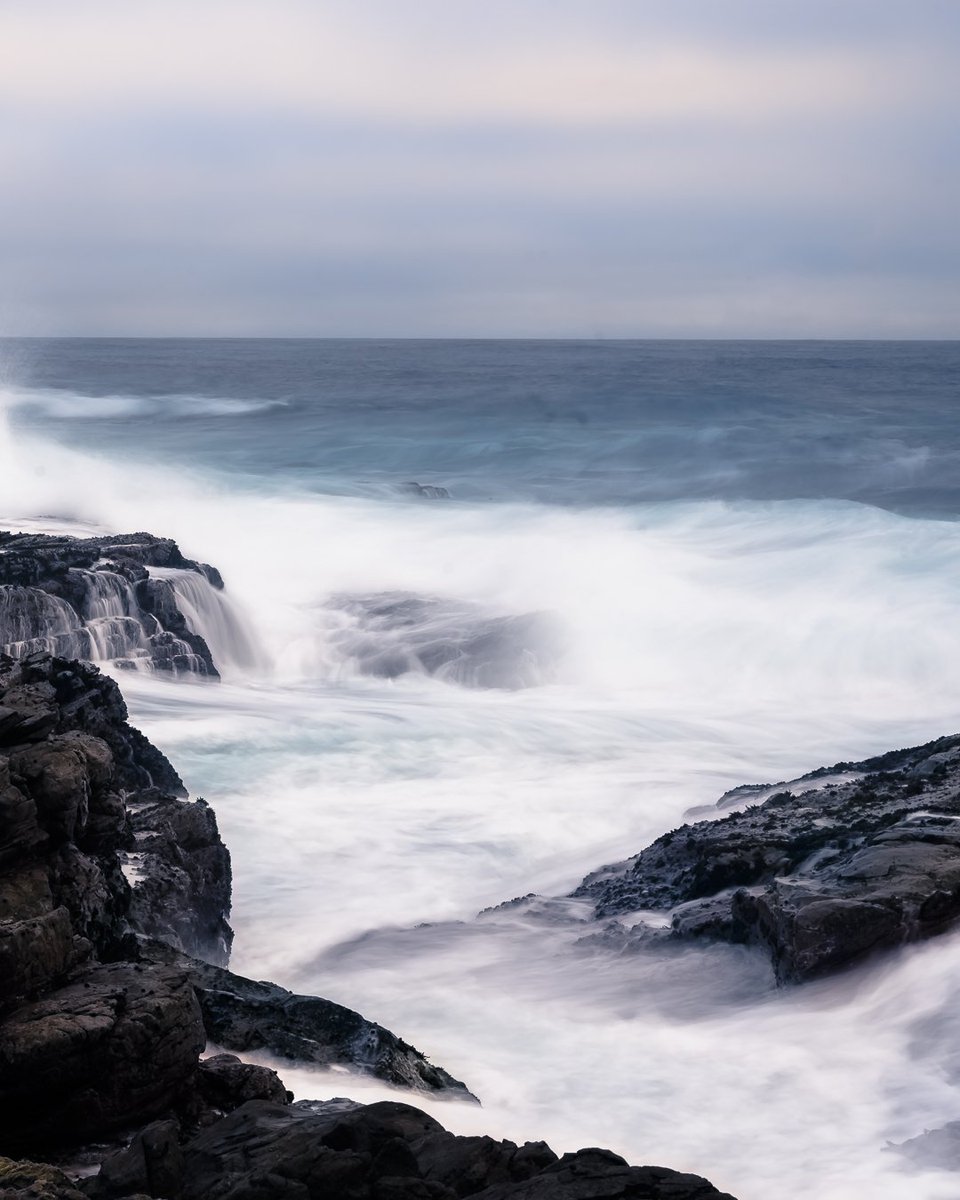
[3,337,960,1199]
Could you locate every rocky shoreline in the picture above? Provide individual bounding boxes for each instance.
[0,530,737,1200]
[571,735,960,982]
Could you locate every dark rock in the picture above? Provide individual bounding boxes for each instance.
[572,733,960,981]
[413,1132,557,1196]
[0,963,205,1152]
[0,655,229,978]
[470,1148,737,1199]
[890,1120,960,1171]
[171,1102,735,1200]
[0,530,223,677]
[91,1119,184,1200]
[398,483,451,500]
[143,942,474,1101]
[197,1055,290,1112]
[126,795,233,966]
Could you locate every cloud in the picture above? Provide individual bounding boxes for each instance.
[0,1,958,335]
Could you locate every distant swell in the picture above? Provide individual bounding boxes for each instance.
[3,385,286,420]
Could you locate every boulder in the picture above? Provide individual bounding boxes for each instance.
[143,942,474,1100]
[0,963,205,1152]
[572,734,960,981]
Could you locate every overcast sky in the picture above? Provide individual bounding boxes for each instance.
[1,1,958,337]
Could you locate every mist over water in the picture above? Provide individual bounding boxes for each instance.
[3,340,960,1198]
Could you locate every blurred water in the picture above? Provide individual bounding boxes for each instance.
[2,339,960,1198]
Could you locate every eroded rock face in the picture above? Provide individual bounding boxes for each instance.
[0,644,737,1199]
[143,942,476,1101]
[165,1101,737,1200]
[0,653,232,982]
[0,530,221,676]
[0,963,205,1153]
[572,734,960,981]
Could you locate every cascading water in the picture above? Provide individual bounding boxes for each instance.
[146,566,265,676]
[74,567,156,665]
[0,586,92,659]
[0,561,252,678]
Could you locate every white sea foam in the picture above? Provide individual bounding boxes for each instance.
[2,385,285,420]
[3,405,960,1198]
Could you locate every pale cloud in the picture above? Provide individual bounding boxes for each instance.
[0,0,958,335]
[0,2,945,125]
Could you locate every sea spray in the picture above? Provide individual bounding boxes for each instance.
[5,344,960,1198]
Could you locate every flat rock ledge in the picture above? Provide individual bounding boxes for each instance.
[572,734,960,982]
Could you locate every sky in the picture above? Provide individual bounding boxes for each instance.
[1,0,958,338]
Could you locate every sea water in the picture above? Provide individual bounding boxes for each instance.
[2,338,960,1199]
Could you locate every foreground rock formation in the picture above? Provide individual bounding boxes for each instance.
[0,618,735,1193]
[2,652,582,1196]
[0,530,225,675]
[573,735,960,981]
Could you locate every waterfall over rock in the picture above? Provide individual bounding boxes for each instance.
[0,530,257,679]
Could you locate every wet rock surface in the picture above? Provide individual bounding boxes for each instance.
[572,734,960,981]
[143,942,476,1101]
[148,1100,736,1200]
[0,530,221,675]
[0,632,738,1198]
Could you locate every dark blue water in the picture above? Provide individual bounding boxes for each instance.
[3,338,959,512]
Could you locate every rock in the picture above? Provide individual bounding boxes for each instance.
[143,942,475,1101]
[890,1120,960,1171]
[170,1102,735,1200]
[470,1148,737,1199]
[398,483,451,500]
[0,530,222,676]
[0,963,205,1152]
[197,1055,290,1112]
[126,795,233,966]
[572,733,960,981]
[0,655,230,978]
[90,1119,184,1200]
[0,1156,88,1200]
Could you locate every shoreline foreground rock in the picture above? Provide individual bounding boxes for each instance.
[573,735,960,982]
[0,527,737,1200]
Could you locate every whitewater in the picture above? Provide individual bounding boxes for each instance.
[3,339,960,1199]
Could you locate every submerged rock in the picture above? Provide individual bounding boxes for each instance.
[398,481,451,499]
[326,591,564,690]
[572,734,960,981]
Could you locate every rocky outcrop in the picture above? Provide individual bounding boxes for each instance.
[0,530,222,675]
[0,963,205,1154]
[572,734,960,981]
[144,941,476,1100]
[0,638,738,1198]
[81,1099,736,1200]
[0,652,230,972]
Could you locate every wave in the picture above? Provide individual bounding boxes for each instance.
[2,384,286,420]
[7,404,960,1198]
[4,404,960,715]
